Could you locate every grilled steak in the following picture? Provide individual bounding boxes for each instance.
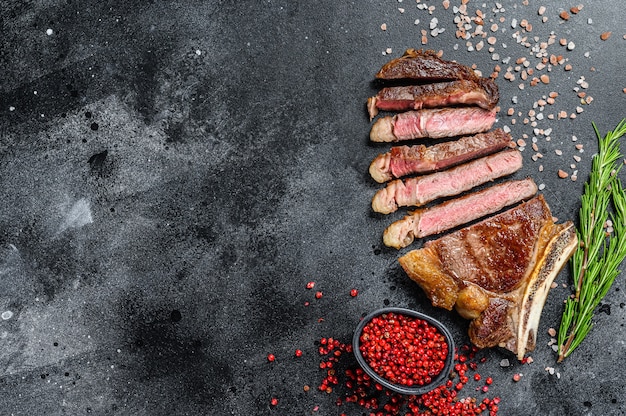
[367,78,499,120]
[398,195,578,359]
[369,129,513,183]
[372,149,523,214]
[383,178,538,249]
[370,107,497,142]
[376,49,478,81]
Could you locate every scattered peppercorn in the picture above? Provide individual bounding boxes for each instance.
[314,337,500,415]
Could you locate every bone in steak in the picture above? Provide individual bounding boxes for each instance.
[398,195,578,360]
[383,178,538,249]
[376,49,478,81]
[370,107,497,142]
[367,78,499,120]
[369,128,514,183]
[372,149,523,214]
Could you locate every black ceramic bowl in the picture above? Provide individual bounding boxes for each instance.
[352,307,455,396]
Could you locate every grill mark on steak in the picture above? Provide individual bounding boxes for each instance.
[383,178,538,249]
[372,149,523,214]
[370,107,497,143]
[398,195,578,359]
[370,129,513,183]
[369,129,514,183]
[376,49,478,81]
[367,78,499,120]
[436,191,550,292]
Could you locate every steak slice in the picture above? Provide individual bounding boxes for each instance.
[370,129,513,183]
[367,78,499,120]
[376,49,478,81]
[398,195,578,359]
[372,149,523,214]
[383,178,538,249]
[370,107,497,142]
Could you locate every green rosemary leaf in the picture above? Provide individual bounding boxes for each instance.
[557,119,626,362]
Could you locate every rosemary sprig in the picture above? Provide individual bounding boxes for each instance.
[557,119,626,363]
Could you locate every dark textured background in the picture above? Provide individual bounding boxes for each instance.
[1,1,625,415]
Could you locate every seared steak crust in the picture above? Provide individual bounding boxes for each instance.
[435,190,551,293]
[376,49,478,81]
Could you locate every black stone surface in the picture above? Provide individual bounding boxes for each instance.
[1,1,625,415]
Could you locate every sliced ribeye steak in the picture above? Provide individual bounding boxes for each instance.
[372,149,523,214]
[383,178,538,249]
[367,78,499,120]
[375,49,478,81]
[370,107,496,143]
[369,129,514,183]
[398,195,578,360]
